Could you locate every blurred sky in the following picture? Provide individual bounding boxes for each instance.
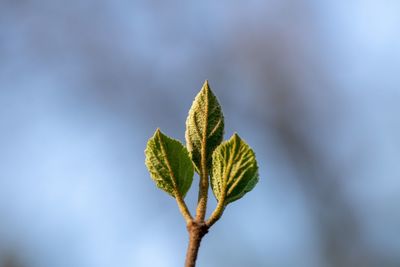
[0,1,400,267]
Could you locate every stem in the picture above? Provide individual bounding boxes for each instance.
[175,193,193,223]
[195,165,208,221]
[190,142,209,265]
[185,221,208,267]
[206,197,225,227]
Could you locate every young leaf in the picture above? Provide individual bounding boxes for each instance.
[185,80,224,172]
[145,129,194,198]
[211,133,259,205]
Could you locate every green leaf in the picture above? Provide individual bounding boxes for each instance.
[185,80,224,172]
[145,129,194,198]
[211,133,259,205]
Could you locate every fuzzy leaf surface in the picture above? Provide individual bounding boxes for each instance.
[185,81,224,172]
[145,129,194,198]
[211,133,259,204]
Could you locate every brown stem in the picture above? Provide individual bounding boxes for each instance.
[185,221,209,267]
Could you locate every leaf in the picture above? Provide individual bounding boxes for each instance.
[145,129,194,198]
[185,80,224,172]
[211,133,259,205]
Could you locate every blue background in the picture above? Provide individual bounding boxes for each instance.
[0,1,399,266]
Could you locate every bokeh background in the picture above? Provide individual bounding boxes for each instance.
[1,1,400,267]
